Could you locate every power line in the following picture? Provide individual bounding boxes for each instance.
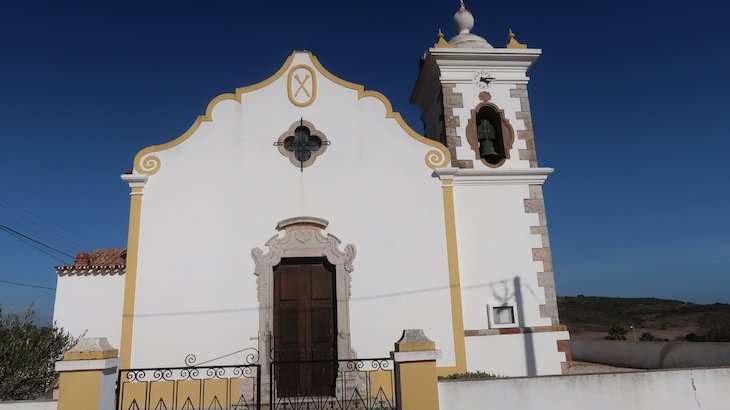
[0,279,55,291]
[0,223,74,264]
[0,214,81,256]
[0,198,104,248]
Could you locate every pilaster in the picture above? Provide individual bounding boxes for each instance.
[391,329,442,410]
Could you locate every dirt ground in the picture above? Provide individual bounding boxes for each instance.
[567,361,646,374]
[568,326,695,341]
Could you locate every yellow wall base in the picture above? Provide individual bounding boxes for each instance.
[57,371,102,410]
[396,360,440,410]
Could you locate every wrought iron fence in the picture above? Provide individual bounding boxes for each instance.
[269,358,396,410]
[116,363,261,410]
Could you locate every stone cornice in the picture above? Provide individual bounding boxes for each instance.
[435,167,553,186]
[120,174,148,192]
[411,48,541,107]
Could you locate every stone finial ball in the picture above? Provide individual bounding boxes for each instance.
[453,8,475,34]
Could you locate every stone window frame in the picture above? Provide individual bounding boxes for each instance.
[487,303,520,329]
[251,216,357,374]
[465,102,515,168]
[275,119,329,169]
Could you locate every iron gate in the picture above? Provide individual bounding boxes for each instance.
[116,358,396,409]
[269,358,396,410]
[116,363,261,410]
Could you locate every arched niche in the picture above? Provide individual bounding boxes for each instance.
[465,102,515,168]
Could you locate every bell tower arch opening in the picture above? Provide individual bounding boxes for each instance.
[465,102,515,168]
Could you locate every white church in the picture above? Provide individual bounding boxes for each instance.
[53,2,570,381]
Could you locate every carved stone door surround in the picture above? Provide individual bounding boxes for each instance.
[251,216,357,372]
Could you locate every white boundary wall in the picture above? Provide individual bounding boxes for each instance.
[439,367,730,410]
[571,340,730,369]
[0,401,56,410]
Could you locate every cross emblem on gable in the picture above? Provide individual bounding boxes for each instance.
[287,65,317,107]
[293,73,311,98]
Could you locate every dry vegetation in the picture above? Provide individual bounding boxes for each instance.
[557,296,730,341]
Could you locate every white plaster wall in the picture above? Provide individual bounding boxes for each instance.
[465,332,567,377]
[452,178,564,377]
[130,52,455,368]
[453,184,549,329]
[0,401,56,410]
[421,92,444,143]
[439,367,730,410]
[53,274,124,348]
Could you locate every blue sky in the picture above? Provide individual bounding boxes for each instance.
[1,0,728,323]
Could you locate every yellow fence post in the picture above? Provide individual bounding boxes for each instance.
[55,337,121,410]
[391,329,441,410]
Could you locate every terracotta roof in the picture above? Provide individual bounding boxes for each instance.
[55,248,127,273]
[87,248,127,266]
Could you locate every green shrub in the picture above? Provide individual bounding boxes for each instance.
[695,313,730,342]
[0,306,77,400]
[684,332,704,342]
[605,324,627,340]
[639,332,657,341]
[438,371,504,380]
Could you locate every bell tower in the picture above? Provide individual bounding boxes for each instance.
[412,2,570,376]
[411,1,542,170]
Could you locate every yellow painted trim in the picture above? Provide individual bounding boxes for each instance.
[133,54,297,175]
[434,29,454,48]
[57,371,102,410]
[119,187,144,368]
[287,64,317,107]
[436,178,467,377]
[64,348,118,361]
[506,28,528,49]
[396,341,436,352]
[308,54,451,169]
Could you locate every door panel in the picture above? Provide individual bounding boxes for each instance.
[273,258,337,397]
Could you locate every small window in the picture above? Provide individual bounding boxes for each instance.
[487,304,518,329]
[275,119,330,171]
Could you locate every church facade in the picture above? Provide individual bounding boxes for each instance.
[54,3,569,378]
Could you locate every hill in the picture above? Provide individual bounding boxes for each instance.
[557,296,730,340]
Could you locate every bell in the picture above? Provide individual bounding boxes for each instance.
[479,139,498,158]
[477,118,499,160]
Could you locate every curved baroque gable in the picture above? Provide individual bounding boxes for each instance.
[132,52,450,176]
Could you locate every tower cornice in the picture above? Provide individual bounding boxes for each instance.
[411,48,541,106]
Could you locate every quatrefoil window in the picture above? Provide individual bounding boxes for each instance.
[275,119,330,170]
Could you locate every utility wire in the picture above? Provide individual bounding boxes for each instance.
[0,214,81,256]
[0,223,74,264]
[0,279,55,291]
[0,198,104,248]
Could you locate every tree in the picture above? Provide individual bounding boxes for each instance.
[696,313,730,342]
[605,324,627,340]
[0,306,77,400]
[639,332,657,341]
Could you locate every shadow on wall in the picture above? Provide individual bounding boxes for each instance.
[486,276,538,376]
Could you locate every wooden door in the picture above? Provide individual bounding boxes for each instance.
[273,258,337,397]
